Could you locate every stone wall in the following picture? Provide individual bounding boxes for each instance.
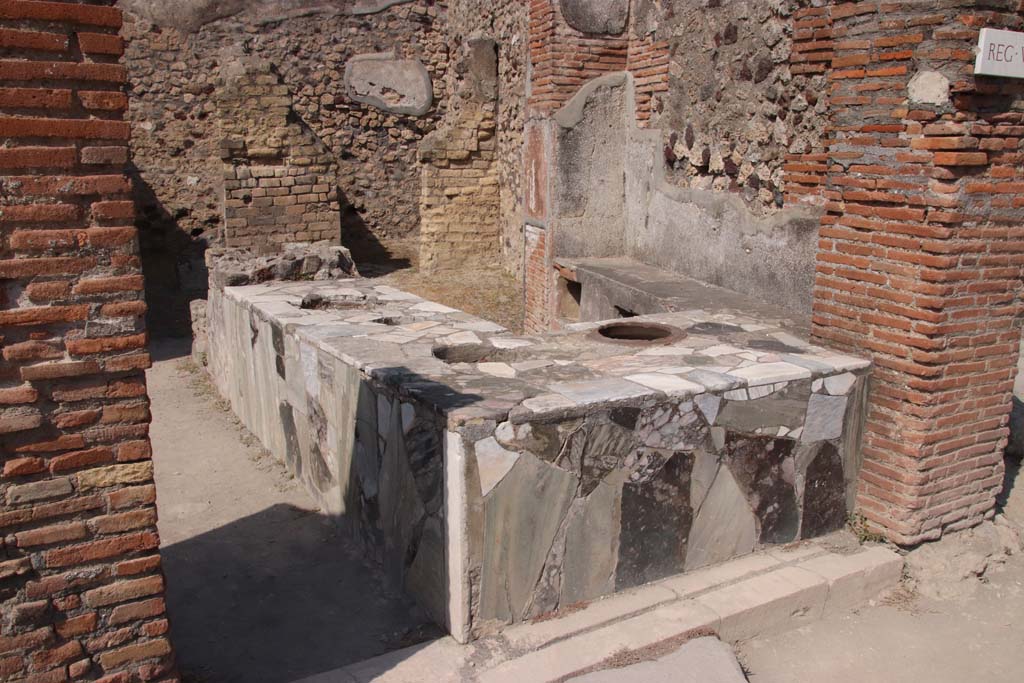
[121,0,448,329]
[656,0,828,213]
[0,1,176,679]
[218,59,341,248]
[418,39,500,272]
[446,0,528,276]
[808,1,1024,544]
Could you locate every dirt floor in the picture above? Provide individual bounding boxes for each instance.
[739,505,1024,682]
[147,338,439,683]
[354,238,525,333]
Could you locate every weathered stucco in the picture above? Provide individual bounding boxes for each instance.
[548,72,821,316]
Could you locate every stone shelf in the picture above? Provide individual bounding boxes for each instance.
[206,278,871,642]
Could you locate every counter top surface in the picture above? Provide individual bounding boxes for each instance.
[224,279,870,424]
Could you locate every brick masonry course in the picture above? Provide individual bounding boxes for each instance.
[808,1,1024,544]
[0,1,177,681]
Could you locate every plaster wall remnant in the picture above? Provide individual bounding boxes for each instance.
[345,52,434,116]
[351,0,417,15]
[908,70,951,106]
[560,0,630,35]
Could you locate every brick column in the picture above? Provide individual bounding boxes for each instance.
[1,1,176,679]
[811,1,1024,544]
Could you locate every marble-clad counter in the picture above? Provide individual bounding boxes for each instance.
[206,279,871,642]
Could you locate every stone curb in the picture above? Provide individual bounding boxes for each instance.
[316,544,902,683]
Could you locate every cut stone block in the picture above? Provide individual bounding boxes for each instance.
[798,546,903,614]
[696,566,827,642]
[663,552,780,598]
[567,636,747,683]
[503,583,678,652]
[481,601,720,683]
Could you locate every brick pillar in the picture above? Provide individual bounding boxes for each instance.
[217,59,342,250]
[1,1,177,679]
[811,1,1024,544]
[419,38,501,273]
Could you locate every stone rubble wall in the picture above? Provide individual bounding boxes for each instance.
[0,2,176,679]
[121,0,449,327]
[656,0,829,213]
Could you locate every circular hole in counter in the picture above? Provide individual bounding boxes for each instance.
[591,322,686,345]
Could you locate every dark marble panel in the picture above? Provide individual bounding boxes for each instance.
[405,411,443,516]
[801,442,848,538]
[305,396,334,494]
[610,406,641,430]
[279,400,302,478]
[722,433,799,544]
[615,452,694,590]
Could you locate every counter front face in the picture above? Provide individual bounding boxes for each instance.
[206,279,871,642]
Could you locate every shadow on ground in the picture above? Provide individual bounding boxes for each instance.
[340,190,413,278]
[148,338,440,683]
[163,504,441,683]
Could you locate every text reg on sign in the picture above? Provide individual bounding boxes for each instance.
[976,28,1024,78]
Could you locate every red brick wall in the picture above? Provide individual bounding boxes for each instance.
[1,1,176,680]
[811,0,1024,544]
[783,6,834,207]
[625,34,669,127]
[523,224,551,333]
[527,1,630,116]
[527,0,668,124]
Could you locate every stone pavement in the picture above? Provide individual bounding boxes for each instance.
[568,637,746,683]
[300,539,901,682]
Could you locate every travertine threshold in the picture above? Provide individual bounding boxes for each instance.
[301,541,903,683]
[206,279,873,642]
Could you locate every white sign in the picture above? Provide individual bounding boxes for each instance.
[975,28,1024,78]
